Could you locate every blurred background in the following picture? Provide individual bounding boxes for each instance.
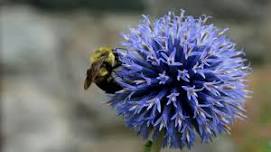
[1,0,271,152]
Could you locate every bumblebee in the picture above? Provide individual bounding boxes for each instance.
[84,47,122,93]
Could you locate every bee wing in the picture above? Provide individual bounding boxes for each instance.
[84,67,93,90]
[84,56,107,90]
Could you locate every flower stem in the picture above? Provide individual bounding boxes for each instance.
[144,138,162,152]
[151,138,162,152]
[144,141,152,152]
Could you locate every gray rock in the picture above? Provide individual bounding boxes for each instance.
[2,76,72,152]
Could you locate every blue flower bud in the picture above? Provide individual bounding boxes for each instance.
[109,10,250,149]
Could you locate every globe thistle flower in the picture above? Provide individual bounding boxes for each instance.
[109,10,250,149]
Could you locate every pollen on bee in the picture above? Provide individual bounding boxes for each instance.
[99,67,109,76]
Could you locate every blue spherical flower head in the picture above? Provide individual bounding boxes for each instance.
[109,10,250,149]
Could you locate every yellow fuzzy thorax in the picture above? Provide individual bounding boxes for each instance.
[90,47,115,77]
[90,47,115,65]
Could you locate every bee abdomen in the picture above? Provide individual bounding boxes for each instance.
[95,76,122,94]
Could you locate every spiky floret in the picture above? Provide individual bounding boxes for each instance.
[109,10,250,149]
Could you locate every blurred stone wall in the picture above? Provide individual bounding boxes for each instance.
[1,1,271,152]
[1,5,143,152]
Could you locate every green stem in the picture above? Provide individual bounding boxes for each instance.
[144,137,163,152]
[144,140,152,152]
[151,138,162,152]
